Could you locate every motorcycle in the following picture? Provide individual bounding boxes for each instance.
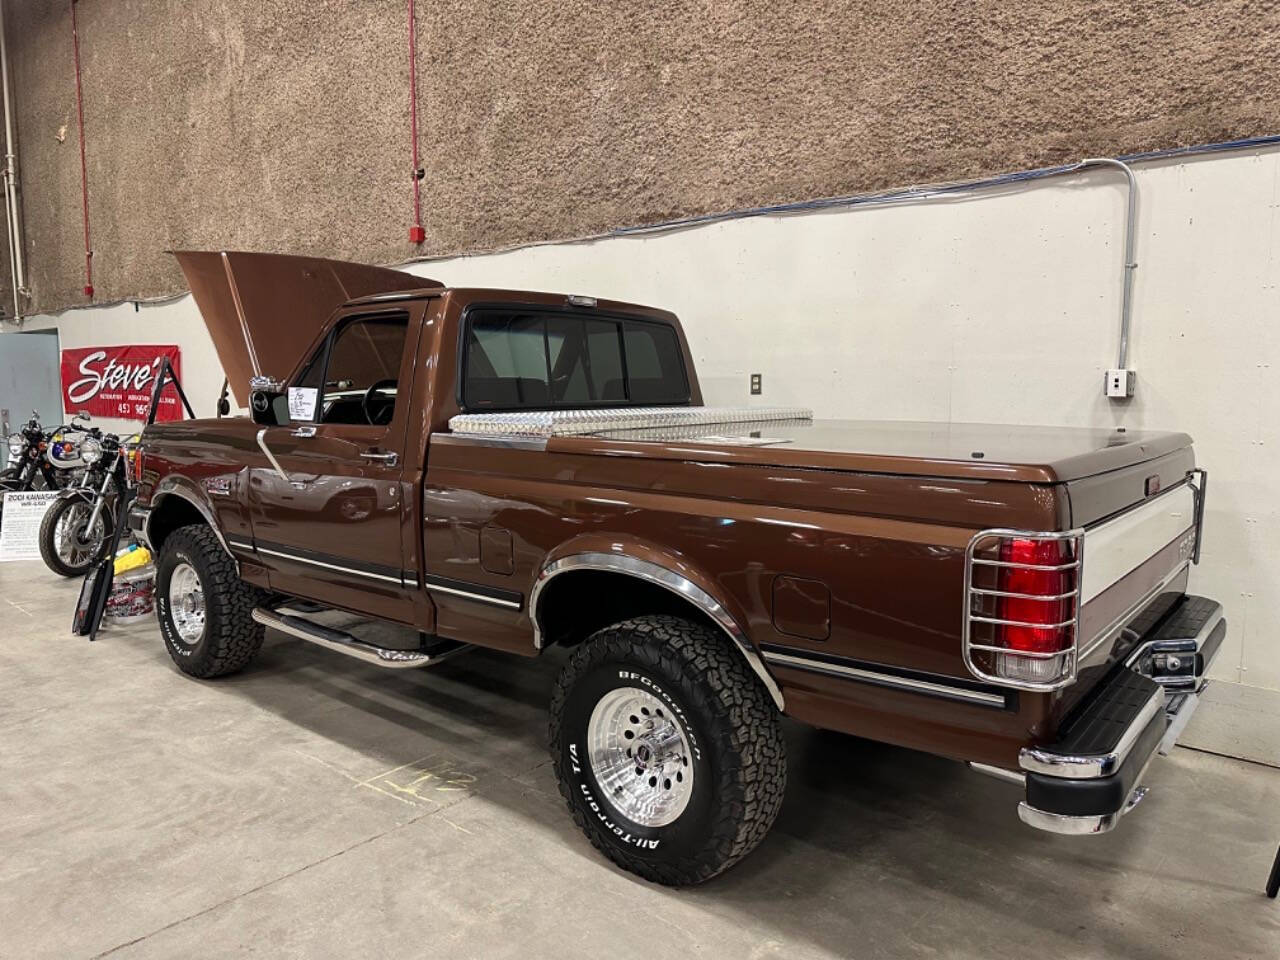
[38,423,136,578]
[1,411,86,526]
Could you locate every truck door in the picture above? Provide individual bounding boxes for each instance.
[248,305,421,623]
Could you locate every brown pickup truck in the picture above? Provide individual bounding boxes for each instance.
[130,251,1223,885]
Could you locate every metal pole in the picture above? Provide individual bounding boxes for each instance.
[0,0,26,320]
[1077,158,1138,369]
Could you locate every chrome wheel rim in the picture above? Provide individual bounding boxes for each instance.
[587,687,693,828]
[168,562,206,644]
[55,503,104,566]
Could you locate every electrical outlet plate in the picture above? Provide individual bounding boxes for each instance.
[1105,368,1136,399]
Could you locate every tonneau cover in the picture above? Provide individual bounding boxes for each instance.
[449,414,1192,484]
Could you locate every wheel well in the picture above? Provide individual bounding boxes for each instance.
[536,570,726,649]
[147,495,207,553]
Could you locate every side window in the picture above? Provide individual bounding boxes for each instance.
[586,322,625,401]
[546,316,622,405]
[622,323,685,403]
[462,309,688,411]
[312,315,409,425]
[467,314,550,406]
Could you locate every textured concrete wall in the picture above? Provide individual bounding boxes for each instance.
[8,0,1280,315]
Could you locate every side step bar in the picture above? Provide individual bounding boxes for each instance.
[251,608,472,669]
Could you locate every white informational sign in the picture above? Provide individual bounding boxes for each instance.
[287,387,318,422]
[0,491,60,561]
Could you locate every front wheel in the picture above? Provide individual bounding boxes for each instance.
[38,495,113,577]
[549,615,787,885]
[156,524,265,678]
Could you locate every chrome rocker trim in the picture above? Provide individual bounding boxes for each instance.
[530,552,785,712]
[255,546,404,585]
[760,647,1008,708]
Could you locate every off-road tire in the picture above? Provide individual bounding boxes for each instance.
[38,494,113,578]
[156,523,265,678]
[549,614,786,885]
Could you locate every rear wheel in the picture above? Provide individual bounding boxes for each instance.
[156,524,265,678]
[38,495,113,577]
[549,615,786,885]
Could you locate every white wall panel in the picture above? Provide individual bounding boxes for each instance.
[11,145,1278,688]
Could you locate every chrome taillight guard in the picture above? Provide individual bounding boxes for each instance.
[962,527,1086,692]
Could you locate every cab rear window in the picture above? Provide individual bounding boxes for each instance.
[462,309,689,410]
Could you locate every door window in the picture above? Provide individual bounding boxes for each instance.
[295,315,409,425]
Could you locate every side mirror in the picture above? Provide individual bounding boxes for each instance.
[248,376,288,426]
[74,410,91,423]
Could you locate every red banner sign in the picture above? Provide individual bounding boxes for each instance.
[60,344,183,423]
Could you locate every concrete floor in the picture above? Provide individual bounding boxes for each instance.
[2,558,1278,960]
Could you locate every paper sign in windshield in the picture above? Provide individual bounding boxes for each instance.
[288,387,318,422]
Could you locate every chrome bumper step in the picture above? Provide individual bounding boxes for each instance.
[252,607,472,669]
[972,594,1225,836]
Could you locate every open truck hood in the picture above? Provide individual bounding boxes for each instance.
[173,251,440,407]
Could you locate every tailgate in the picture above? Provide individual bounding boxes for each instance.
[1065,448,1204,701]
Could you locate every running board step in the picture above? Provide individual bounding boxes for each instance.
[251,608,472,669]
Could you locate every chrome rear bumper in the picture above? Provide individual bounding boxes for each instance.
[970,594,1224,836]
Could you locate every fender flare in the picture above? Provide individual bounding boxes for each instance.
[530,550,785,712]
[148,476,238,569]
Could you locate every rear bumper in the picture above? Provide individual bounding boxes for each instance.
[974,594,1224,835]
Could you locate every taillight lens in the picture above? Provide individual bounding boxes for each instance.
[132,445,144,483]
[965,532,1081,689]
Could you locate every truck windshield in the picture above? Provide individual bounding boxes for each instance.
[463,309,689,410]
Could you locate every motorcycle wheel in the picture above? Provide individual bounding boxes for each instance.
[38,495,114,578]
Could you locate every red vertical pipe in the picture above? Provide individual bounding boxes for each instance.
[70,0,93,297]
[407,0,425,244]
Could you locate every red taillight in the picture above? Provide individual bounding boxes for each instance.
[997,538,1075,654]
[965,532,1081,689]
[132,445,144,483]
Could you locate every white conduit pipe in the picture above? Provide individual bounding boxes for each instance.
[1075,158,1138,369]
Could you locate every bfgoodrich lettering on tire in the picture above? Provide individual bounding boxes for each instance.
[549,615,786,885]
[156,524,265,679]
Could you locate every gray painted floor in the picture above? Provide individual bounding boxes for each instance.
[2,558,1278,959]
[1179,681,1280,767]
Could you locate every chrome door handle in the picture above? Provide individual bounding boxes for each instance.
[291,426,316,438]
[360,450,399,466]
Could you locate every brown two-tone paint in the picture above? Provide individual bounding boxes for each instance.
[138,255,1199,772]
